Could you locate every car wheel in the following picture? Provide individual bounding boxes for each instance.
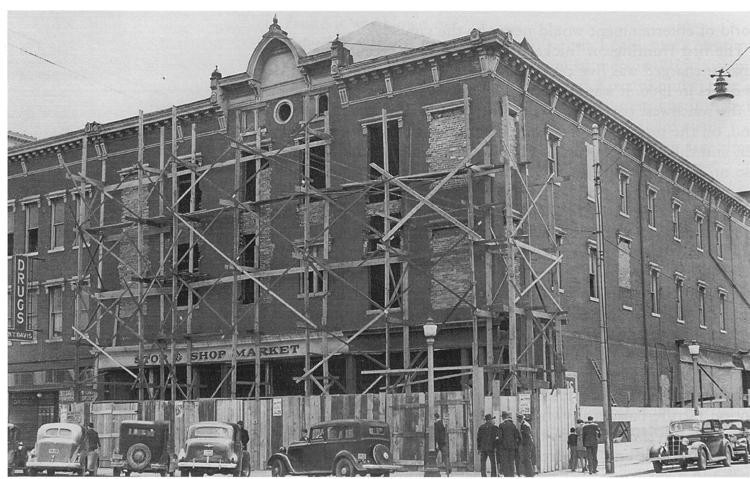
[652,461,663,473]
[113,467,121,477]
[270,458,287,477]
[126,442,152,472]
[697,449,707,470]
[335,457,355,477]
[722,447,732,467]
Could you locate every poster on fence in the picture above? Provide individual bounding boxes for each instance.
[272,397,282,416]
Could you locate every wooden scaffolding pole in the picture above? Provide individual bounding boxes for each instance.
[303,95,312,399]
[74,130,88,403]
[170,106,179,403]
[231,111,241,398]
[382,108,391,405]
[137,110,146,402]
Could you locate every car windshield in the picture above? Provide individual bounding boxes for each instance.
[126,427,156,437]
[669,421,701,433]
[191,426,231,438]
[44,427,74,438]
[722,420,743,431]
[368,426,386,436]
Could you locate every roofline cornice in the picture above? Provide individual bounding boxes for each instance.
[8,98,218,160]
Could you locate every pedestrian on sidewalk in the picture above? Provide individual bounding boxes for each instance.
[496,411,520,477]
[517,414,535,477]
[237,420,250,451]
[82,422,100,476]
[575,419,587,473]
[435,413,452,476]
[477,413,498,477]
[567,427,578,471]
[581,416,601,474]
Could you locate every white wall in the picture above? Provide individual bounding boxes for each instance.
[580,406,750,464]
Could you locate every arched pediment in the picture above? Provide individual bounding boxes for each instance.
[247,18,307,86]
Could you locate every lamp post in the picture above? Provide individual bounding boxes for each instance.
[688,340,700,416]
[423,318,440,477]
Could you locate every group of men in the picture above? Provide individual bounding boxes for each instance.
[476,411,535,477]
[567,416,602,474]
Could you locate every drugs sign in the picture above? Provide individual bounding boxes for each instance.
[9,255,34,341]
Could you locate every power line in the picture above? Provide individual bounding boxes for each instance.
[724,45,750,72]
[342,41,415,50]
[9,42,137,100]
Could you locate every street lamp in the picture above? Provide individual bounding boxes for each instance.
[708,69,735,116]
[688,340,700,416]
[423,318,440,477]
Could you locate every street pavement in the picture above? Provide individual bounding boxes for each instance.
[89,460,750,476]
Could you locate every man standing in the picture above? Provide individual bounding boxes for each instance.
[434,413,452,476]
[567,427,579,471]
[496,412,520,477]
[581,416,601,474]
[237,420,250,451]
[477,414,498,477]
[575,419,587,472]
[82,422,100,476]
[517,414,535,477]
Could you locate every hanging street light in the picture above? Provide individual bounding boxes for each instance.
[708,69,735,102]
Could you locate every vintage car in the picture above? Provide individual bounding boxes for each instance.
[26,422,92,476]
[649,419,732,472]
[721,419,750,463]
[8,424,29,476]
[112,420,176,476]
[177,421,251,476]
[266,419,403,476]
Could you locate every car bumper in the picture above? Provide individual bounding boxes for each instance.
[649,453,698,463]
[27,461,82,471]
[359,464,404,472]
[178,461,237,469]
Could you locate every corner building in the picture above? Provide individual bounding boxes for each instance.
[8,20,750,417]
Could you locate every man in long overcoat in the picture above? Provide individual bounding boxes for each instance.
[517,414,535,476]
[435,413,452,476]
[581,416,601,474]
[496,411,520,477]
[477,414,498,477]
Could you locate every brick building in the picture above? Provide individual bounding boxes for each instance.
[8,19,750,434]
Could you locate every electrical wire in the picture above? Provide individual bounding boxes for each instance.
[342,41,415,50]
[724,45,750,72]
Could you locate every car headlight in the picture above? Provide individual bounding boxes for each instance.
[29,448,36,457]
[279,446,286,453]
[681,438,690,446]
[229,454,238,463]
[178,448,185,461]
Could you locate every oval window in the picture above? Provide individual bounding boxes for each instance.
[274,100,293,124]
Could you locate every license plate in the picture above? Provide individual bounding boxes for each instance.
[203,449,214,457]
[48,448,59,454]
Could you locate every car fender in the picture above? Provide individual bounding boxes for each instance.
[686,440,711,459]
[649,445,666,458]
[332,450,361,472]
[267,452,294,473]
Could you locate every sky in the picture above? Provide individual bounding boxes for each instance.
[5,9,750,192]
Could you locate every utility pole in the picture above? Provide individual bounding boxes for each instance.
[592,124,614,474]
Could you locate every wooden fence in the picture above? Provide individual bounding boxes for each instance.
[60,388,574,472]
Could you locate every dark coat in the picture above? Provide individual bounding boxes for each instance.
[519,420,534,448]
[581,422,600,447]
[497,419,521,451]
[239,427,250,447]
[477,422,499,452]
[83,428,100,451]
[435,419,448,447]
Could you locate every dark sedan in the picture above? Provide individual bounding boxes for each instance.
[177,421,251,476]
[267,419,402,476]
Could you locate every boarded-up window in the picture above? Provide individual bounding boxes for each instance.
[617,237,631,289]
[430,227,473,309]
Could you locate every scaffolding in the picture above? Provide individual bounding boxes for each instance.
[63,81,567,460]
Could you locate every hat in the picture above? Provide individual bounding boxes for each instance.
[87,422,94,428]
[434,413,440,419]
[517,413,525,420]
[501,411,510,419]
[484,413,494,421]
[237,420,244,425]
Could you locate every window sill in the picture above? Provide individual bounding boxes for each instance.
[697,248,704,253]
[553,289,564,294]
[720,329,727,334]
[673,237,681,243]
[648,225,657,232]
[45,338,63,343]
[589,297,600,303]
[717,256,724,261]
[24,251,39,257]
[676,319,685,325]
[586,196,595,204]
[699,324,708,330]
[48,247,65,254]
[622,305,633,311]
[619,212,630,219]
[651,312,661,318]
[296,292,327,299]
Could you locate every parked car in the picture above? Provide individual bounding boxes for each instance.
[177,421,251,476]
[720,419,750,464]
[8,424,29,476]
[648,419,732,472]
[266,419,403,476]
[112,420,176,476]
[26,422,91,476]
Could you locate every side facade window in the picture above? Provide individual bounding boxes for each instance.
[646,187,657,229]
[698,282,707,328]
[298,244,325,295]
[715,223,724,259]
[695,212,704,251]
[649,265,660,315]
[49,195,66,250]
[675,274,684,323]
[618,169,630,216]
[546,128,561,177]
[23,200,40,253]
[671,199,681,241]
[588,243,599,300]
[8,204,15,256]
[48,284,64,339]
[718,289,727,332]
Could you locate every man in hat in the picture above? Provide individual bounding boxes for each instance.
[237,420,250,450]
[581,416,601,474]
[434,412,452,476]
[517,414,535,477]
[496,412,520,477]
[477,413,498,477]
[81,422,100,476]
